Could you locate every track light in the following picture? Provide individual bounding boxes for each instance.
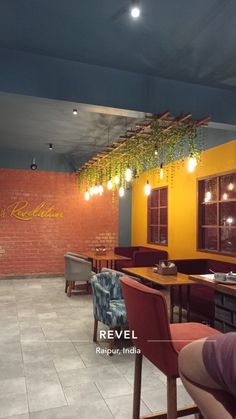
[73,109,78,115]
[131,0,141,18]
[30,157,37,171]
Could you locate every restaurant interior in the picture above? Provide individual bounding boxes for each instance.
[0,1,236,418]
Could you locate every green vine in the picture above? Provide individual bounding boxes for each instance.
[77,118,206,193]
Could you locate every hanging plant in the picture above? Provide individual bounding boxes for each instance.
[77,113,209,194]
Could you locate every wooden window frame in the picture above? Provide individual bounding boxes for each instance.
[197,171,236,256]
[147,186,168,246]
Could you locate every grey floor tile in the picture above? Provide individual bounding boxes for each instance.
[30,401,113,419]
[95,377,133,398]
[64,382,103,406]
[0,393,28,419]
[26,373,67,413]
[52,355,85,372]
[105,394,151,419]
[0,377,26,396]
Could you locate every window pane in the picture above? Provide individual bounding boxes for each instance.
[149,226,158,244]
[220,202,236,226]
[201,203,217,225]
[160,207,167,225]
[160,188,167,206]
[150,189,159,207]
[201,228,217,251]
[220,228,236,254]
[150,208,158,225]
[220,173,236,200]
[203,177,217,202]
[160,227,168,245]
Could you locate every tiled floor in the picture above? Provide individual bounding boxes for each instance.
[0,277,195,419]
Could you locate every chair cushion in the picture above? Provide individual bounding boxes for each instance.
[106,299,128,327]
[170,322,221,352]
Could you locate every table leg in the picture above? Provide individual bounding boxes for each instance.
[170,287,174,323]
[178,286,183,323]
[186,285,190,322]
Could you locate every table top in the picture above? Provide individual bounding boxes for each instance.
[189,274,236,297]
[123,266,195,286]
[78,251,131,261]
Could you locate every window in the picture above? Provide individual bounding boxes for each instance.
[198,172,236,255]
[148,187,168,245]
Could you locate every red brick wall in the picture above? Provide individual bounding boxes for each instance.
[0,169,118,277]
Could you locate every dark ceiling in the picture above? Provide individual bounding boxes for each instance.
[0,0,236,169]
[0,0,236,89]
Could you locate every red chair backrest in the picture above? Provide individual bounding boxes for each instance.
[121,277,179,376]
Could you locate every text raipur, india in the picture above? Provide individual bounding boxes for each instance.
[0,201,64,221]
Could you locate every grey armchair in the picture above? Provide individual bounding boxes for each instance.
[64,253,94,297]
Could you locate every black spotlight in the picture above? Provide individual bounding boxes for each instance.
[49,143,53,150]
[30,157,37,170]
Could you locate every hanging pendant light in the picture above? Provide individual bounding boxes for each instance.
[144,180,151,196]
[119,186,125,197]
[125,167,132,182]
[84,190,90,201]
[107,180,112,190]
[187,156,197,173]
[160,163,164,180]
[98,185,104,195]
[89,186,94,196]
[94,185,99,195]
[114,174,119,185]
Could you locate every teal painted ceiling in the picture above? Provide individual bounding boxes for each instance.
[0,0,236,89]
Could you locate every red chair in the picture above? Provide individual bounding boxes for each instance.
[120,277,221,419]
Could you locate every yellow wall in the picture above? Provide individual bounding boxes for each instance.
[132,139,236,263]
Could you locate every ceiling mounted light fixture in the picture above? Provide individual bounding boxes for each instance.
[73,108,78,115]
[130,0,141,18]
[30,157,37,171]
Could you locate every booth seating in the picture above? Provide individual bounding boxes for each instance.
[171,259,236,324]
[114,246,168,271]
[121,276,221,419]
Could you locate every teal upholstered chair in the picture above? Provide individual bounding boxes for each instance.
[91,270,128,348]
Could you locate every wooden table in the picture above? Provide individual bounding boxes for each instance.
[189,274,236,332]
[123,266,196,323]
[78,251,131,272]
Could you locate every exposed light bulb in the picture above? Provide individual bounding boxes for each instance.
[84,191,90,201]
[94,185,99,195]
[154,149,158,156]
[144,181,151,196]
[119,186,125,197]
[229,182,234,191]
[89,186,94,196]
[131,6,140,18]
[187,156,197,173]
[114,175,119,185]
[107,180,112,190]
[223,193,228,200]
[73,108,78,115]
[160,163,164,180]
[98,185,104,195]
[125,167,132,182]
[227,217,233,224]
[206,191,211,200]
